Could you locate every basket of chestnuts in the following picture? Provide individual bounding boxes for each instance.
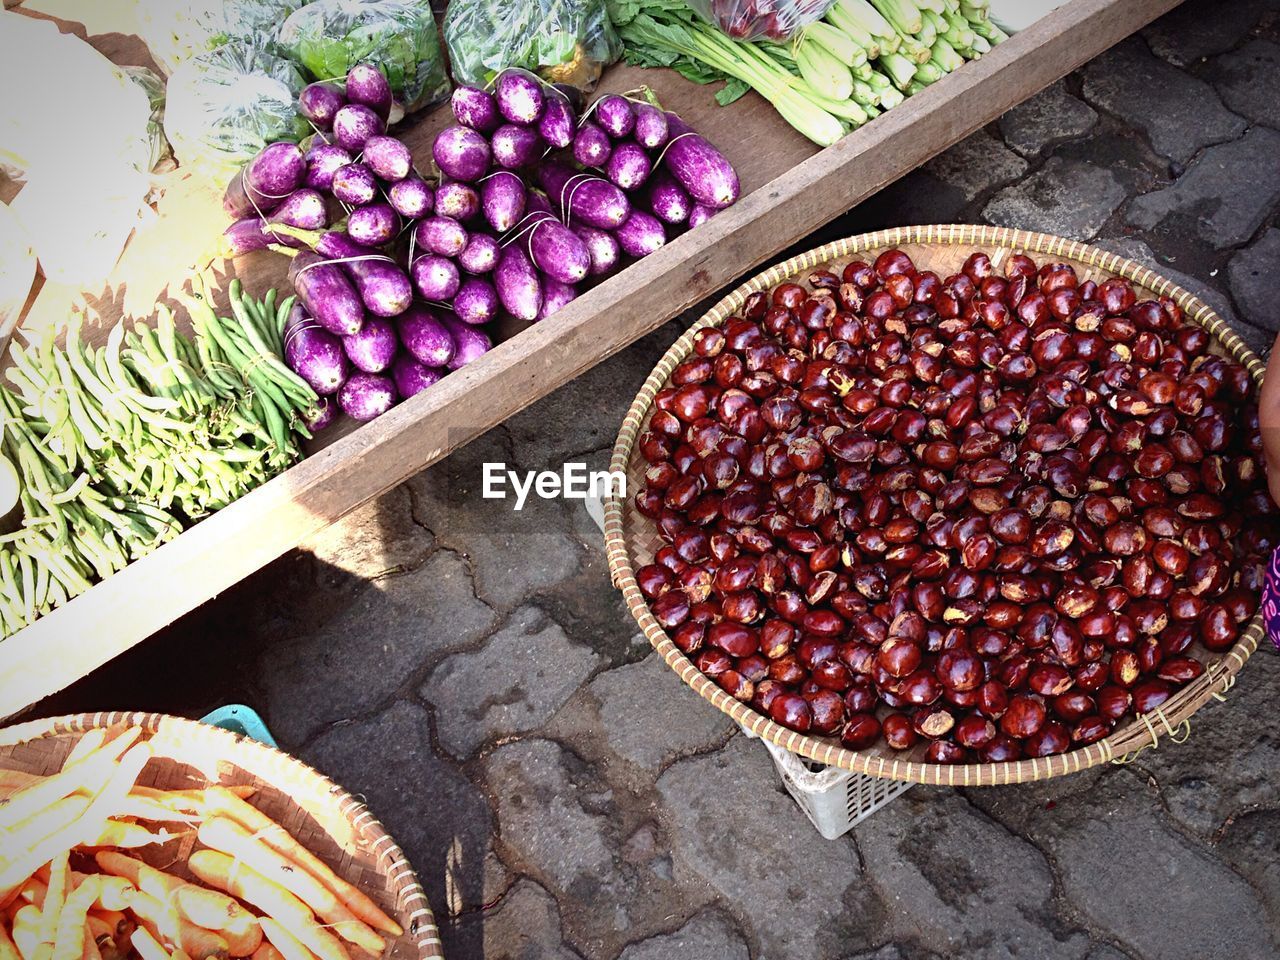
[604,224,1276,786]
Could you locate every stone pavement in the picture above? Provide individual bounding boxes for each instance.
[40,1,1280,957]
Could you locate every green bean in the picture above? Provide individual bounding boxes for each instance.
[17,552,35,624]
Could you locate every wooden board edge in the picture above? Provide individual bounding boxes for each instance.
[0,0,1183,717]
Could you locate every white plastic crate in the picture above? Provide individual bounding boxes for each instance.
[748,728,913,838]
[586,493,914,838]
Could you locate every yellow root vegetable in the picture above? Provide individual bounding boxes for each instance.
[185,854,346,960]
[199,789,401,937]
[195,821,381,955]
[257,921,315,960]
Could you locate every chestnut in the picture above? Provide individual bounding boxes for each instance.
[839,712,881,749]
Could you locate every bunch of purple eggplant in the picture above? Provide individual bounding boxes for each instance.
[221,62,488,425]
[437,70,740,327]
[219,63,739,429]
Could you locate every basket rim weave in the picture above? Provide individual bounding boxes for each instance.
[0,711,444,958]
[603,224,1267,788]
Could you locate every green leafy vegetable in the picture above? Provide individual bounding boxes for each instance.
[279,0,450,111]
[443,0,622,90]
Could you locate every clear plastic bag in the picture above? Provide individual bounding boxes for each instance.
[686,0,839,40]
[279,0,450,112]
[443,0,621,90]
[163,39,308,185]
[134,0,312,75]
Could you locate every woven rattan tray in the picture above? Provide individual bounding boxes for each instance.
[604,224,1267,788]
[0,712,443,958]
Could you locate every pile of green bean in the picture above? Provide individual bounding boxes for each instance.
[0,278,319,639]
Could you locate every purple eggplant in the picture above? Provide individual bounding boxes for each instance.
[435,181,480,221]
[595,95,636,139]
[606,142,652,191]
[221,218,298,257]
[220,187,329,254]
[538,163,629,230]
[645,170,692,226]
[223,142,305,217]
[300,83,345,130]
[388,177,434,218]
[539,95,576,149]
[496,70,545,125]
[634,102,670,150]
[616,210,667,258]
[433,126,491,182]
[303,396,338,432]
[311,231,414,317]
[398,305,456,367]
[458,233,500,274]
[664,113,740,210]
[572,224,619,276]
[363,135,412,182]
[537,278,577,321]
[442,316,492,370]
[520,212,590,284]
[526,189,553,216]
[415,216,468,257]
[453,277,499,325]
[270,188,328,229]
[332,163,379,206]
[339,372,397,421]
[305,143,353,192]
[288,250,364,336]
[688,204,716,228]
[332,104,386,153]
[492,124,542,169]
[392,355,443,399]
[495,245,542,321]
[342,316,398,373]
[451,85,501,133]
[481,171,527,232]
[411,254,461,301]
[573,122,612,169]
[282,305,349,396]
[347,203,400,247]
[346,63,393,120]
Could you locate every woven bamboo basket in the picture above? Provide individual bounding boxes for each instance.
[0,712,443,958]
[604,224,1268,788]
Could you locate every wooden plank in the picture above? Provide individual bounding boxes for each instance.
[0,0,1181,717]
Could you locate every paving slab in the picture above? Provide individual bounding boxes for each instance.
[420,605,601,759]
[457,879,584,960]
[1227,226,1280,331]
[983,156,1127,239]
[998,80,1099,158]
[260,549,498,745]
[923,129,1029,202]
[614,912,749,960]
[1205,38,1280,125]
[1080,38,1246,163]
[301,701,496,956]
[656,736,886,960]
[855,791,1091,960]
[1126,125,1280,251]
[1142,0,1273,67]
[585,653,735,773]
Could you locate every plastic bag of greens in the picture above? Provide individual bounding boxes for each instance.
[686,0,837,40]
[135,0,313,75]
[444,0,621,89]
[164,39,308,185]
[122,66,172,171]
[279,0,450,112]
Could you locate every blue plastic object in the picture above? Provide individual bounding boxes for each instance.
[199,704,278,747]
